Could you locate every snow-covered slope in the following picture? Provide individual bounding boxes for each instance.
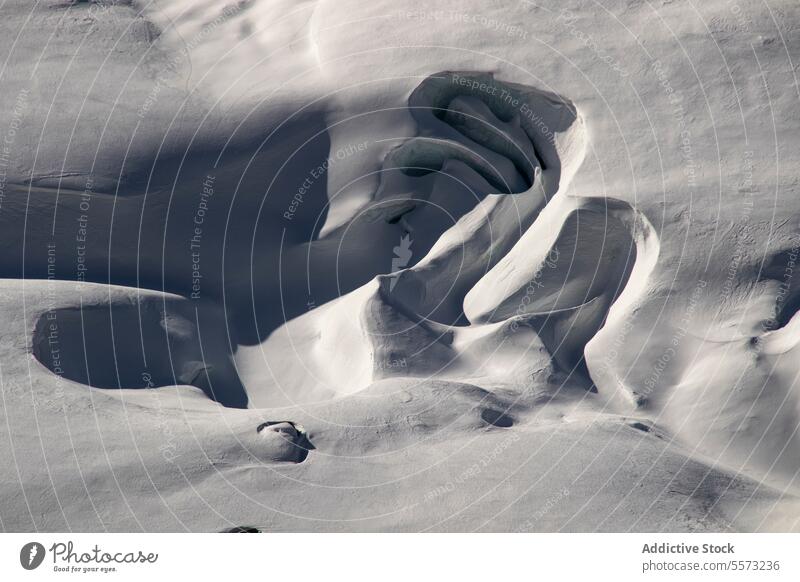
[0,0,799,531]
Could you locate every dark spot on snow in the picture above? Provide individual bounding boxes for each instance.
[256,421,315,462]
[220,525,261,533]
[481,409,514,428]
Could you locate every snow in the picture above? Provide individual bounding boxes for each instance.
[0,0,799,531]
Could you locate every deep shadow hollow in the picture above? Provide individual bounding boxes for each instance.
[32,301,247,408]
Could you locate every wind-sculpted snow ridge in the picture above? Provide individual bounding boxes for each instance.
[240,73,665,433]
[370,72,584,327]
